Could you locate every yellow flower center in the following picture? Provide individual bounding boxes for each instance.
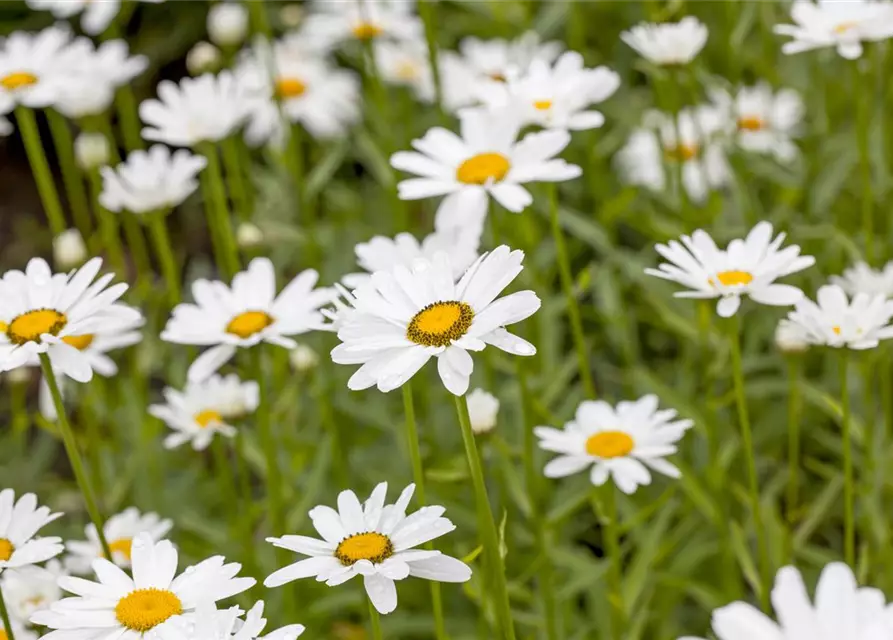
[226,310,274,339]
[194,409,223,428]
[713,270,754,287]
[7,309,68,345]
[1,71,37,91]
[533,100,553,111]
[0,538,14,562]
[737,116,766,132]
[585,431,634,459]
[489,72,506,83]
[406,301,474,348]
[833,326,842,335]
[276,77,306,100]
[456,152,511,185]
[664,144,699,162]
[108,538,133,562]
[62,334,95,351]
[834,21,858,34]
[115,588,183,632]
[352,22,383,40]
[0,629,7,640]
[396,61,419,81]
[335,532,393,566]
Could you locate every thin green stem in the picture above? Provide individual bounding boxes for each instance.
[222,136,251,221]
[38,353,112,560]
[200,143,241,278]
[252,348,285,539]
[16,106,66,236]
[840,350,854,566]
[786,357,802,531]
[246,0,273,39]
[856,59,873,262]
[314,370,347,487]
[212,439,237,535]
[454,394,515,640]
[367,598,383,640]
[46,111,92,238]
[87,169,125,274]
[0,586,16,640]
[115,87,144,151]
[234,431,256,568]
[598,486,624,640]
[146,212,181,306]
[417,0,443,115]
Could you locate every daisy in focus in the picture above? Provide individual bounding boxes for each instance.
[331,245,540,396]
[644,221,815,317]
[621,17,708,65]
[150,374,259,450]
[264,482,471,615]
[65,508,173,574]
[0,489,64,572]
[830,261,893,298]
[159,601,304,640]
[26,0,121,36]
[162,257,334,381]
[0,26,75,113]
[297,0,423,51]
[32,533,255,640]
[783,284,893,349]
[535,395,693,494]
[679,562,893,640]
[1,561,65,621]
[774,0,893,60]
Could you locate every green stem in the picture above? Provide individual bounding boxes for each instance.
[222,136,251,221]
[454,394,515,640]
[841,350,854,566]
[87,169,125,274]
[856,59,873,262]
[314,370,347,487]
[115,87,144,151]
[146,212,181,306]
[786,357,802,533]
[16,106,66,236]
[200,143,241,278]
[46,111,92,238]
[547,183,595,398]
[213,439,237,533]
[596,486,624,640]
[0,586,16,640]
[120,212,152,279]
[38,353,112,560]
[287,124,306,222]
[246,0,273,39]
[253,348,285,538]
[234,431,256,567]
[367,598,383,640]
[417,0,443,115]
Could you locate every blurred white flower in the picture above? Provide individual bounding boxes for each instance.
[0,26,75,113]
[535,395,693,494]
[0,115,12,136]
[160,601,305,640]
[467,388,499,434]
[25,0,120,37]
[289,343,319,372]
[0,617,36,640]
[374,39,435,102]
[65,508,172,573]
[457,31,562,84]
[831,261,893,298]
[3,367,31,385]
[73,132,110,170]
[208,3,249,48]
[187,41,222,76]
[280,5,304,28]
[774,0,893,60]
[236,222,264,249]
[100,145,208,214]
[784,284,893,349]
[297,0,423,51]
[775,319,811,353]
[0,560,64,622]
[0,490,64,572]
[53,229,87,270]
[621,17,708,65]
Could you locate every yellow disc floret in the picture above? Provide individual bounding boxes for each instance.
[1,72,37,91]
[0,538,14,562]
[456,153,511,185]
[406,301,474,348]
[226,311,274,339]
[335,532,393,566]
[7,309,67,345]
[115,589,183,632]
[585,431,634,459]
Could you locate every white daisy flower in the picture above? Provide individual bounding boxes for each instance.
[774,0,893,60]
[775,319,811,353]
[391,107,581,229]
[297,0,423,52]
[65,508,173,574]
[0,26,74,113]
[679,562,893,640]
[0,258,139,382]
[457,31,562,85]
[139,71,252,147]
[264,482,471,615]
[100,145,208,215]
[475,51,620,131]
[645,221,815,318]
[467,388,499,434]
[331,245,540,396]
[534,395,693,495]
[159,601,304,640]
[1,560,65,621]
[32,533,255,640]
[620,17,708,65]
[783,284,893,350]
[0,490,64,572]
[25,0,121,36]
[830,261,893,298]
[162,257,335,382]
[149,374,259,451]
[710,82,804,163]
[374,39,435,102]
[616,106,730,203]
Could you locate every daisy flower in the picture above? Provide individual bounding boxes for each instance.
[467,388,499,434]
[264,482,471,615]
[456,31,562,85]
[0,26,74,113]
[391,107,581,229]
[0,618,36,640]
[830,261,893,298]
[297,0,423,52]
[162,257,335,381]
[0,257,139,382]
[475,51,620,131]
[1,560,65,621]
[775,319,811,353]
[100,145,208,214]
[159,601,304,640]
[65,508,173,574]
[620,17,708,65]
[139,72,253,147]
[783,284,893,349]
[711,82,804,163]
[149,374,259,450]
[331,245,540,396]
[0,490,64,572]
[774,0,893,60]
[535,395,693,494]
[25,0,121,36]
[32,533,255,640]
[679,562,893,640]
[374,39,435,102]
[645,221,815,317]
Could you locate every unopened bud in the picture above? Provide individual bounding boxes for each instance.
[4,367,31,385]
[186,41,222,76]
[236,222,263,248]
[208,3,249,48]
[467,388,499,434]
[74,132,109,170]
[775,320,810,354]
[54,229,88,269]
[289,343,319,372]
[279,4,304,28]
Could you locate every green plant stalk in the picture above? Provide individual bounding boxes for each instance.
[547,183,595,398]
[115,87,144,151]
[417,0,444,115]
[786,357,802,534]
[234,431,256,567]
[856,60,873,263]
[146,212,181,306]
[367,598,383,640]
[213,439,238,539]
[454,394,516,640]
[314,370,347,487]
[0,586,16,640]
[39,353,112,560]
[246,0,273,38]
[841,350,854,566]
[728,317,770,611]
[87,170,125,274]
[46,110,92,237]
[287,124,307,223]
[253,348,286,540]
[222,136,251,222]
[201,143,241,278]
[16,106,66,236]
[599,486,624,640]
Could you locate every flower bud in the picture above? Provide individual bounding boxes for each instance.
[74,132,109,170]
[775,319,810,354]
[279,4,304,28]
[186,41,222,76]
[4,367,31,385]
[236,222,263,248]
[54,229,87,269]
[289,343,319,372]
[208,3,249,48]
[467,388,499,434]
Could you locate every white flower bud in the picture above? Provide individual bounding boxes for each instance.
[236,222,263,248]
[279,4,304,28]
[54,229,88,269]
[289,343,319,372]
[186,41,222,76]
[4,367,31,385]
[208,3,249,48]
[74,132,109,170]
[775,319,810,354]
[467,388,499,434]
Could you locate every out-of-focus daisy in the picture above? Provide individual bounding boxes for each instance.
[150,374,259,451]
[187,42,222,77]
[332,245,540,395]
[26,0,120,36]
[831,261,893,298]
[467,388,499,434]
[0,258,139,382]
[679,562,893,640]
[1,560,65,621]
[775,319,811,353]
[0,26,74,113]
[100,145,208,214]
[374,39,435,103]
[0,490,64,572]
[621,17,708,65]
[74,132,109,171]
[711,83,804,162]
[162,257,334,381]
[207,3,249,49]
[65,508,173,574]
[32,533,255,640]
[645,222,815,317]
[264,482,471,615]
[391,107,581,229]
[456,31,562,85]
[535,395,693,494]
[774,0,893,60]
[159,601,304,640]
[616,106,730,203]
[783,284,893,349]
[476,51,620,131]
[140,72,252,147]
[297,0,423,51]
